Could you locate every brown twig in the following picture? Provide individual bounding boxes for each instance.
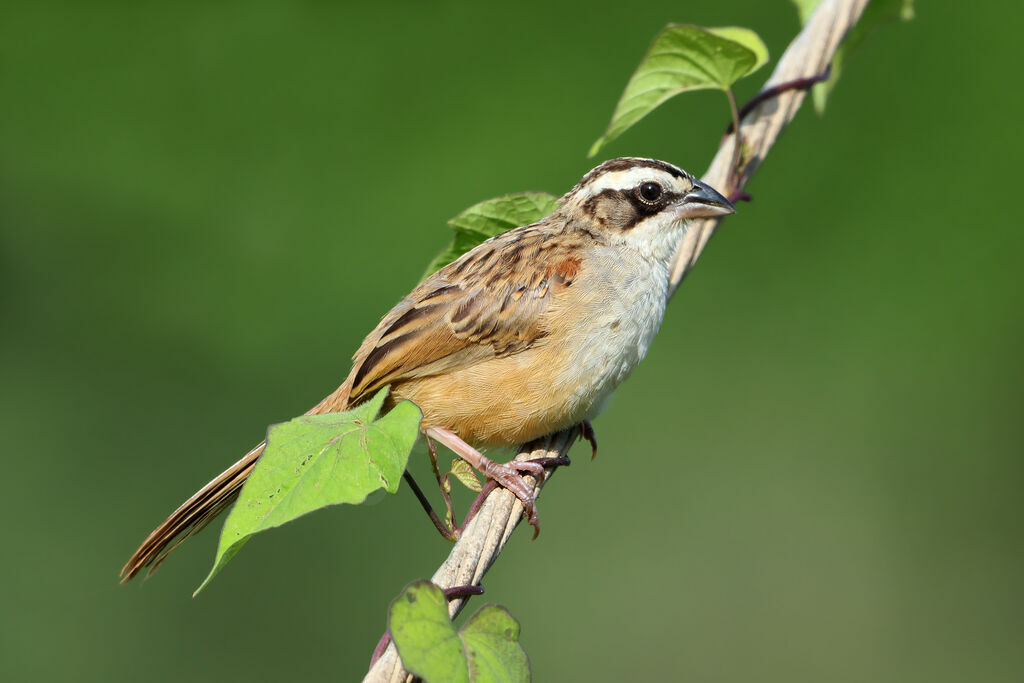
[365,1,869,679]
[401,471,456,541]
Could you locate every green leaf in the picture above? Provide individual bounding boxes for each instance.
[460,605,530,682]
[423,192,559,278]
[706,27,769,75]
[449,458,482,493]
[194,388,422,595]
[589,24,769,156]
[389,581,529,683]
[792,0,914,113]
[390,582,467,683]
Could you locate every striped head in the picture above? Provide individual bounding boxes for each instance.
[560,157,735,261]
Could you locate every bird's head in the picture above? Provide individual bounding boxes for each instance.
[560,157,735,261]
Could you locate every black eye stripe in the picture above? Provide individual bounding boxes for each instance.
[624,189,660,216]
[582,187,686,230]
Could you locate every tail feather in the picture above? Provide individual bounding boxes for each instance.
[120,381,354,583]
[119,442,264,583]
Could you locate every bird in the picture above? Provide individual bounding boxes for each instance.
[120,157,735,582]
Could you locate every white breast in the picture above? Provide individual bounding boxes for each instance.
[557,245,672,423]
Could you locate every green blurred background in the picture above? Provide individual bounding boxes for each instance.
[2,1,1021,681]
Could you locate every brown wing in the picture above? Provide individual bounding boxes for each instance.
[121,223,586,581]
[344,224,585,404]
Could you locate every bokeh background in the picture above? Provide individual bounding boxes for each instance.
[2,1,1021,681]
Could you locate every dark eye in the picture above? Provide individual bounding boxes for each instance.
[638,181,662,203]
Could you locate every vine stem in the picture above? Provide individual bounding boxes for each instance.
[725,87,742,195]
[726,64,833,135]
[366,1,870,680]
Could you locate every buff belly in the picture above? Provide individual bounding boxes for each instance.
[392,250,670,448]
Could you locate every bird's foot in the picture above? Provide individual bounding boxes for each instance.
[424,426,549,537]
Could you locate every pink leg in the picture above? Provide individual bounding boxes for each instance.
[424,426,546,533]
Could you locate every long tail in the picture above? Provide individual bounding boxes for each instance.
[120,384,353,583]
[119,442,264,582]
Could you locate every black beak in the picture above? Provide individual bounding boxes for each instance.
[677,179,736,219]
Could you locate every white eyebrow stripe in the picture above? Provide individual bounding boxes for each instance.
[579,167,678,197]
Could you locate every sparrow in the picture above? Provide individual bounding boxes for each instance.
[120,157,735,582]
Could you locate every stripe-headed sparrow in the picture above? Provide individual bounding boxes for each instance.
[121,157,734,581]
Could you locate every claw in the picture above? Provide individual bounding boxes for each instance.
[482,460,541,537]
[579,421,598,460]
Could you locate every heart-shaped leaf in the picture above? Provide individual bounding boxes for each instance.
[423,192,559,278]
[195,388,422,595]
[459,604,530,681]
[389,581,529,683]
[589,24,769,156]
